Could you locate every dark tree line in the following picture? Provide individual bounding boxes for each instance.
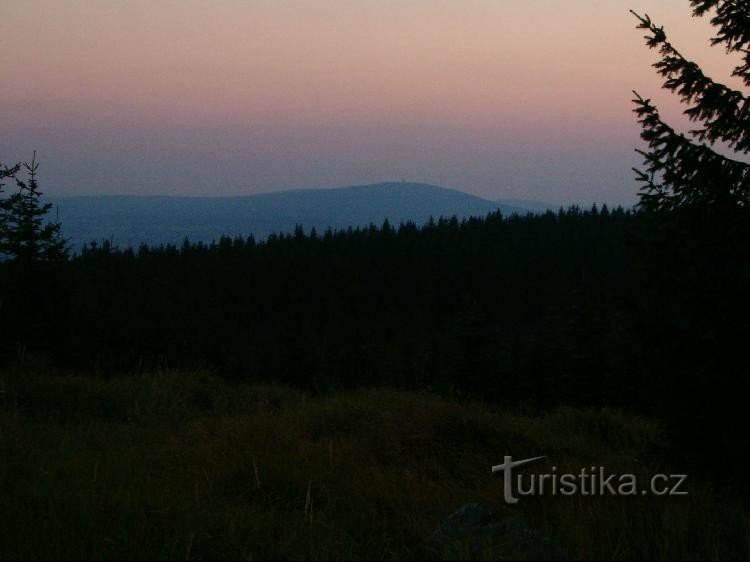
[54,206,638,404]
[0,195,746,475]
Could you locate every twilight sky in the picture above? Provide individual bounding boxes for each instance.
[1,0,744,205]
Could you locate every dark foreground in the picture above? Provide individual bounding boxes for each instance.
[1,369,747,560]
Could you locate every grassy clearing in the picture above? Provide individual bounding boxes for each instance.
[0,369,747,560]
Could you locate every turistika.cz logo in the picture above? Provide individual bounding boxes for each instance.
[492,456,687,504]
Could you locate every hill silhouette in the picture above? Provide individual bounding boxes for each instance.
[52,182,540,249]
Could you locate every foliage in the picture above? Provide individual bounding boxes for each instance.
[16,207,638,407]
[0,153,69,366]
[1,152,67,264]
[631,2,750,211]
[630,1,750,473]
[0,161,21,257]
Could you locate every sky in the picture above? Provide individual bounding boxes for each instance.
[1,0,746,205]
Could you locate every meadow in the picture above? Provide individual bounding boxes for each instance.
[1,368,747,560]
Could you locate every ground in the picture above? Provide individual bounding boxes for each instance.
[0,369,747,560]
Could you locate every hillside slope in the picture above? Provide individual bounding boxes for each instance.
[52,182,534,249]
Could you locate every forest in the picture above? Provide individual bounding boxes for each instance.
[1,196,748,478]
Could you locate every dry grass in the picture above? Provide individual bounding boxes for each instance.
[0,369,747,560]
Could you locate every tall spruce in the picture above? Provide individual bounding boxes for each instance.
[3,152,67,264]
[630,1,750,476]
[631,1,750,211]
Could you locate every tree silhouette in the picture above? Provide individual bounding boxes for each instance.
[0,162,20,191]
[0,161,21,257]
[3,152,67,264]
[631,2,750,211]
[630,2,750,475]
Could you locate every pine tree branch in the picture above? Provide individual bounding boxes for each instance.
[691,0,750,87]
[632,9,750,153]
[632,91,750,210]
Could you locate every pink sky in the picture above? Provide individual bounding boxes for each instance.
[1,0,743,204]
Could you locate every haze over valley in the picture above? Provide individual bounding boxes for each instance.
[53,182,554,249]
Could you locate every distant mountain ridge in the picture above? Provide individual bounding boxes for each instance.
[51,182,546,250]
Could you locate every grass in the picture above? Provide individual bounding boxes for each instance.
[0,368,748,560]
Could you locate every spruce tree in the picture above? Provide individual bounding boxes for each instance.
[631,1,750,211]
[3,152,67,264]
[630,1,750,475]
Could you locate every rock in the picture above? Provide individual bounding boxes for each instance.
[428,503,567,560]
